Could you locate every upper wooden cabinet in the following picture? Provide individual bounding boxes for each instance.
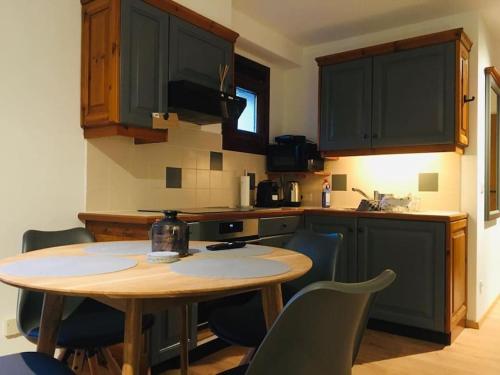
[80,0,238,143]
[316,28,472,156]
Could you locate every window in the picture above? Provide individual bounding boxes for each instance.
[223,54,270,154]
[236,87,257,133]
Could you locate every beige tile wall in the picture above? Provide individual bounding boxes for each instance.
[299,152,461,211]
[86,123,267,211]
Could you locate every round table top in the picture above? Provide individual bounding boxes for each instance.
[0,241,312,299]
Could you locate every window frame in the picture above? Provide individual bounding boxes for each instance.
[223,54,270,154]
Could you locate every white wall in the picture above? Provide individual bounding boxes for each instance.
[473,18,500,319]
[0,0,84,354]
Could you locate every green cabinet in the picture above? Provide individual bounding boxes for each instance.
[169,16,233,92]
[319,59,372,151]
[305,215,446,333]
[120,0,169,128]
[357,218,445,331]
[372,43,455,148]
[316,29,472,155]
[304,215,357,283]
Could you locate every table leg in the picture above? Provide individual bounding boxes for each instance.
[123,299,143,375]
[261,284,284,330]
[179,304,189,375]
[37,293,64,356]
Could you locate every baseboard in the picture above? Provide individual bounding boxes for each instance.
[465,294,500,329]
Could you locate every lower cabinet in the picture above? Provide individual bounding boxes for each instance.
[304,215,357,282]
[357,218,445,331]
[305,214,466,343]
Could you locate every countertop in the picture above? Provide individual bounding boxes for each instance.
[78,207,467,224]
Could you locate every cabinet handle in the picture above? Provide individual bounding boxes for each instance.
[281,223,288,229]
[152,112,168,120]
[464,95,475,103]
[362,134,368,139]
[372,133,379,139]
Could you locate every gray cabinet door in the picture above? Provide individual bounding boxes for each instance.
[304,215,357,283]
[357,218,445,331]
[150,305,198,366]
[169,16,233,92]
[120,0,169,127]
[319,58,372,151]
[372,42,455,147]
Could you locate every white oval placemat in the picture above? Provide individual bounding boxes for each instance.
[195,244,272,258]
[84,241,151,256]
[170,257,290,279]
[0,256,137,277]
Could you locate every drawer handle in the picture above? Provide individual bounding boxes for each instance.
[281,223,288,229]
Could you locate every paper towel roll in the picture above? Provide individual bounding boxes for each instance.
[240,175,250,207]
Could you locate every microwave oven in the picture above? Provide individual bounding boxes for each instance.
[267,142,324,172]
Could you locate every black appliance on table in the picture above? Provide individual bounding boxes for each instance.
[267,135,324,172]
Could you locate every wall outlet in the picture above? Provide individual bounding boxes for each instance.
[3,318,20,339]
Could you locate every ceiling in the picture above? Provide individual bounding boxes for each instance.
[233,0,500,46]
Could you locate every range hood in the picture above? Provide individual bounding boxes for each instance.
[168,80,247,125]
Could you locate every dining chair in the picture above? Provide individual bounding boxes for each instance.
[219,269,397,375]
[0,352,75,374]
[209,230,342,349]
[18,228,153,374]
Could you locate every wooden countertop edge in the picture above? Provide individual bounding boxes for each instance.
[78,209,467,224]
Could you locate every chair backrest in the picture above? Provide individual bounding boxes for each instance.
[246,269,396,375]
[282,229,342,301]
[17,228,95,337]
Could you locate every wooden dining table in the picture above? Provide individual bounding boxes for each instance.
[0,241,312,375]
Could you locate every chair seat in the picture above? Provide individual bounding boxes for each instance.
[218,364,248,375]
[209,295,267,348]
[0,352,74,374]
[28,299,154,349]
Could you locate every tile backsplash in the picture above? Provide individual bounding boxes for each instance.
[299,152,461,211]
[86,123,267,211]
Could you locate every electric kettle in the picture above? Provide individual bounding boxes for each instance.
[285,181,301,207]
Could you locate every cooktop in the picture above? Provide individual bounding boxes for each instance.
[138,207,256,214]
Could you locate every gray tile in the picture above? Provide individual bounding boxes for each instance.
[331,174,347,191]
[418,173,439,192]
[210,151,223,171]
[166,167,182,188]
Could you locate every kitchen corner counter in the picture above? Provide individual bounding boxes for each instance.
[78,208,467,226]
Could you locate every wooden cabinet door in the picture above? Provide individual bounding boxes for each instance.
[81,0,120,126]
[169,16,233,92]
[304,215,357,283]
[457,43,470,146]
[319,59,372,151]
[120,0,169,127]
[372,42,456,148]
[357,218,445,332]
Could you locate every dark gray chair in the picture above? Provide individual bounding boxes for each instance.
[17,228,153,373]
[0,352,74,374]
[219,269,397,375]
[209,230,342,348]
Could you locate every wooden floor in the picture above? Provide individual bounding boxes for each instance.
[163,301,500,375]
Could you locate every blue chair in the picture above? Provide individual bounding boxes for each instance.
[209,230,342,349]
[18,228,153,373]
[0,352,74,374]
[219,270,397,375]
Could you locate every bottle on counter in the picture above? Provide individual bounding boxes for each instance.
[321,179,331,208]
[151,210,189,257]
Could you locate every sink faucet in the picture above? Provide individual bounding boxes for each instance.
[352,187,370,200]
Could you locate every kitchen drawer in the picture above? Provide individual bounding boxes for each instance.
[259,216,302,237]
